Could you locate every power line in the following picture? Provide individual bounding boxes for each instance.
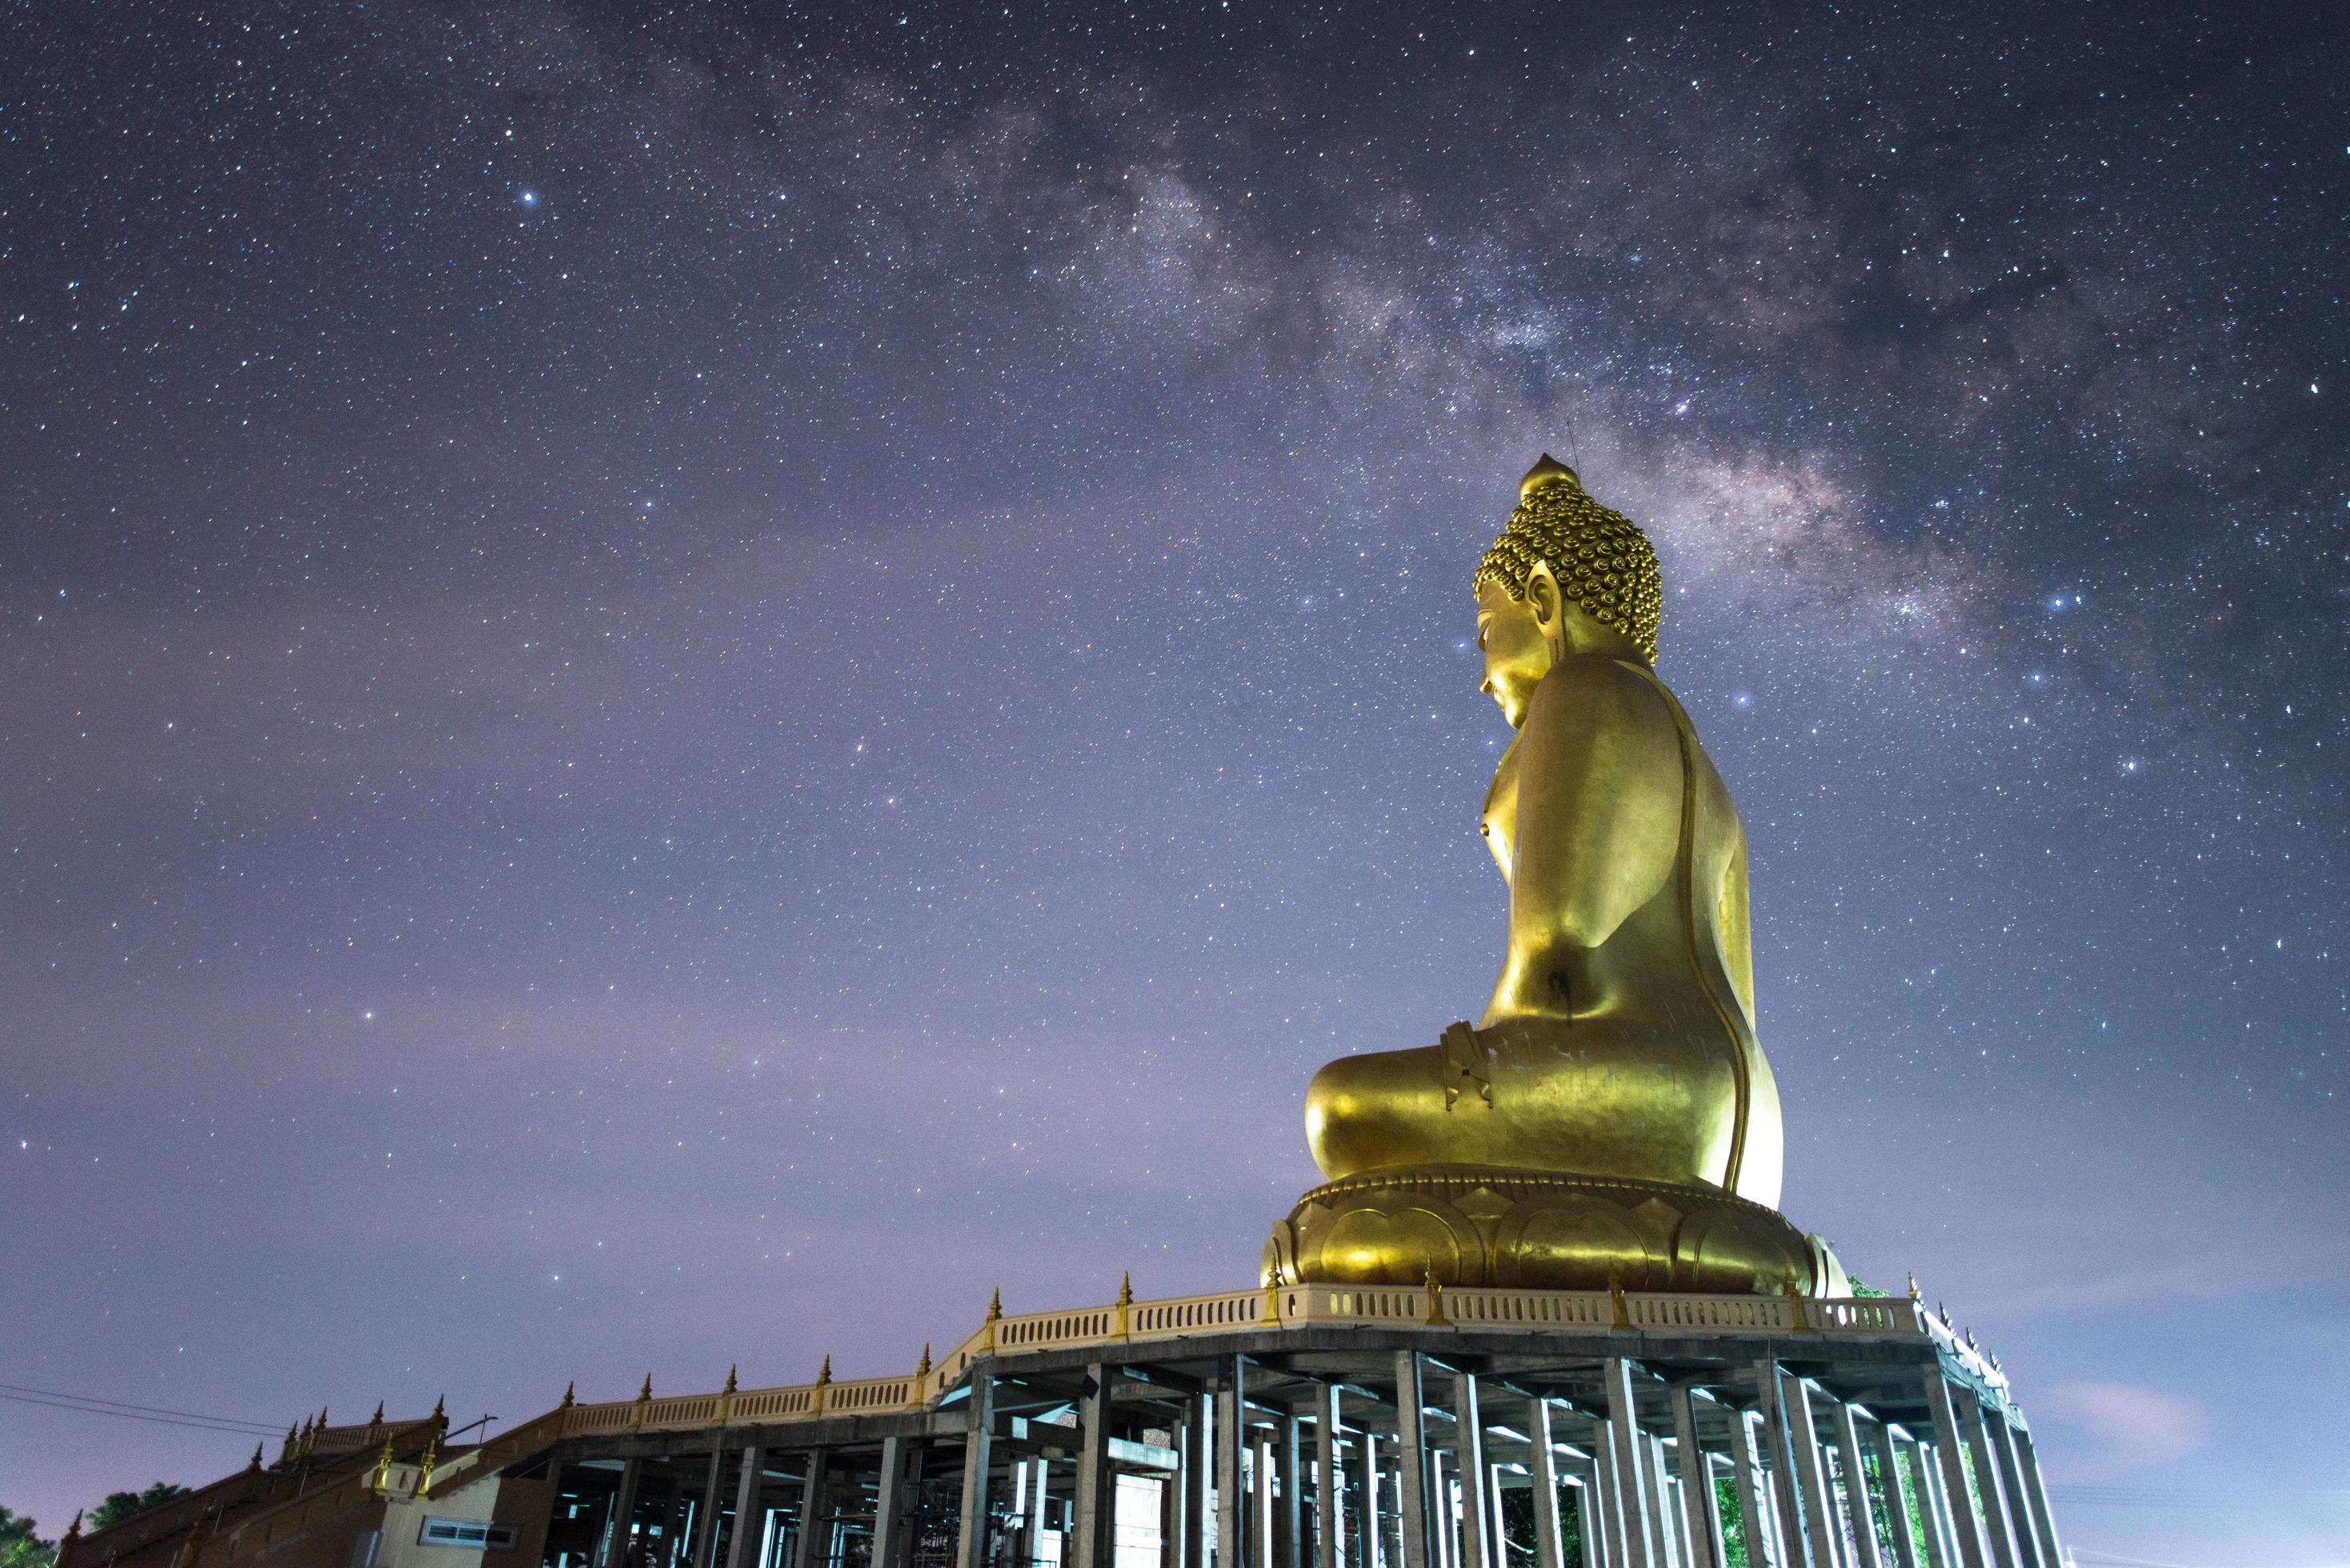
[0,1389,281,1437]
[0,1382,284,1438]
[0,1380,283,1427]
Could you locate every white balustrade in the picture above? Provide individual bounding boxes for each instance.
[533,1285,1947,1450]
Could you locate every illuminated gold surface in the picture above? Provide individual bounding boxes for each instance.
[1271,457,1835,1295]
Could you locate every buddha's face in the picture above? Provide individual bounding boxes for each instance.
[1475,576,1553,729]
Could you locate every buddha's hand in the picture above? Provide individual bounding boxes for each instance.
[1436,1021,1493,1110]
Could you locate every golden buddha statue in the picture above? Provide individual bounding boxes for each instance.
[1266,457,1846,1296]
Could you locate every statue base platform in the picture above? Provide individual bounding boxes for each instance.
[1264,1163,1845,1295]
[69,1265,2060,1568]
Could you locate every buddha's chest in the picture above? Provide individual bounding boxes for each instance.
[1480,738,1520,876]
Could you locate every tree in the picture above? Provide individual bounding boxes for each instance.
[0,1507,57,1568]
[85,1487,189,1534]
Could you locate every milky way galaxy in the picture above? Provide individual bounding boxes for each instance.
[2,6,2344,1562]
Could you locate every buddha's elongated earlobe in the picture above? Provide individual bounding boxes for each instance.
[1525,560,1567,658]
[1525,561,1559,626]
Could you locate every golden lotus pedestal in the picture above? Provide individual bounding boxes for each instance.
[1265,1164,1844,1296]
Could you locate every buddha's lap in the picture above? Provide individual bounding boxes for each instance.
[1304,1018,1741,1184]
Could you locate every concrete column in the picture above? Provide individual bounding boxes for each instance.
[1452,1374,1491,1568]
[660,1476,692,1568]
[1829,1405,1884,1568]
[1395,1355,1433,1568]
[1665,1387,1718,1568]
[1075,1366,1115,1568]
[1526,1399,1565,1568]
[1984,1423,2041,1568]
[1219,1362,1249,1568]
[1571,1479,1601,1568]
[1722,1411,1774,1568]
[1599,1360,1654,1568]
[1185,1394,1214,1568]
[1315,1388,1342,1568]
[692,1447,729,1568]
[2009,1433,2063,1568]
[1029,1458,1053,1568]
[1166,1421,1187,1568]
[725,1447,769,1568]
[597,1460,643,1568]
[793,1454,832,1568]
[1776,1374,1843,1568]
[1956,1401,2019,1568]
[1908,1442,1957,1568]
[1753,1365,1810,1568]
[1589,1419,1621,1568]
[1892,1439,1944,1568]
[1281,1413,1304,1568]
[1645,1438,1682,1568]
[1861,1425,1917,1568]
[1938,1456,1975,1568]
[871,1440,911,1568]
[1700,1458,1731,1568]
[957,1375,998,1568]
[1356,1434,1384,1568]
[1257,1434,1279,1568]
[1429,1451,1454,1568]
[1920,1379,1987,1568]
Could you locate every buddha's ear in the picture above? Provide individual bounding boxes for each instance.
[1524,560,1564,628]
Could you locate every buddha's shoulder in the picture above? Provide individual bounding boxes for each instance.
[1526,653,1675,726]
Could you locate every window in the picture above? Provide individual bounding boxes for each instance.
[419,1519,518,1551]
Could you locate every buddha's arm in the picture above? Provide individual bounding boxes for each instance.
[1487,657,1683,1017]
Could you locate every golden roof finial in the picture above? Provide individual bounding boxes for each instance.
[1117,1271,1133,1308]
[1519,452,1579,498]
[638,1374,654,1402]
[1423,1267,1449,1326]
[561,1381,576,1409]
[370,1400,384,1426]
[815,1355,832,1386]
[430,1394,446,1423]
[1781,1272,1813,1332]
[907,1346,933,1411]
[64,1513,82,1544]
[248,1442,264,1471]
[1908,1271,1921,1301]
[986,1287,1003,1322]
[372,1434,395,1497]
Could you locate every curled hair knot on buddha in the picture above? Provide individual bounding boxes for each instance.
[1471,455,1663,666]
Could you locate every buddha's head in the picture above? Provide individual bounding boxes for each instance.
[1472,455,1663,725]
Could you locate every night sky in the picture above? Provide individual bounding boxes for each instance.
[4,4,2344,1563]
